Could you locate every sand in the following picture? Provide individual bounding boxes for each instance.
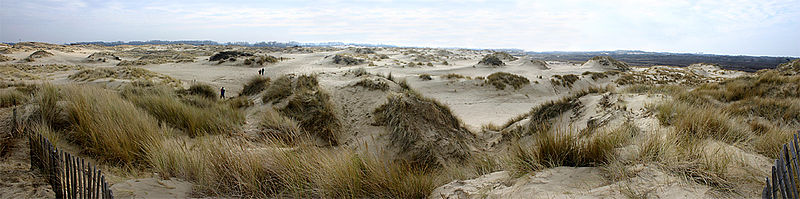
[0,44,767,198]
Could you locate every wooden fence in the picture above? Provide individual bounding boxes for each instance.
[762,131,800,199]
[19,108,114,199]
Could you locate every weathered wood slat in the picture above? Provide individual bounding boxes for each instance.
[784,144,798,198]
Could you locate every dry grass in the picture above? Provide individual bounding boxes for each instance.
[507,125,634,176]
[262,75,293,103]
[551,74,580,88]
[148,137,439,198]
[0,89,28,107]
[442,73,465,79]
[241,76,270,96]
[486,72,529,90]
[373,90,472,168]
[61,85,162,164]
[185,83,217,99]
[122,85,244,137]
[654,100,749,144]
[636,133,741,190]
[227,96,253,109]
[261,74,342,145]
[353,78,388,91]
[279,83,341,146]
[33,84,63,127]
[258,107,303,145]
[501,87,605,137]
[68,66,181,86]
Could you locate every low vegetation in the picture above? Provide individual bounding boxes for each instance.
[69,66,181,86]
[373,90,473,168]
[418,74,432,81]
[122,84,244,137]
[442,73,465,79]
[507,124,635,176]
[58,85,162,164]
[240,76,270,96]
[354,78,389,91]
[0,89,29,107]
[550,74,580,88]
[486,72,530,90]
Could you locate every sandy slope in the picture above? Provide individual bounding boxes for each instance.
[0,44,762,198]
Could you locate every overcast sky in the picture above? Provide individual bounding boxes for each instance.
[1,0,798,56]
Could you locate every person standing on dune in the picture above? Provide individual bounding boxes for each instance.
[220,87,226,99]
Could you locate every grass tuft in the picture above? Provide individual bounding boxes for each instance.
[486,72,529,90]
[241,76,270,96]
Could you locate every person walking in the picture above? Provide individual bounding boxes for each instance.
[220,87,226,99]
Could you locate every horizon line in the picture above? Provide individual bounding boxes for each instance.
[3,39,798,58]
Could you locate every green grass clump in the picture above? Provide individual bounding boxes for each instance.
[241,76,270,96]
[62,85,162,164]
[0,89,28,107]
[486,72,529,90]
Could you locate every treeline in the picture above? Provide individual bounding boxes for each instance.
[527,50,797,72]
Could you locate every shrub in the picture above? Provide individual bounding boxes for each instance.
[209,51,253,61]
[478,55,504,66]
[352,67,368,77]
[442,73,465,79]
[0,89,28,107]
[418,74,432,81]
[486,72,529,90]
[62,85,162,164]
[241,76,270,96]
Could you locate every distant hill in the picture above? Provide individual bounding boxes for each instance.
[526,50,797,72]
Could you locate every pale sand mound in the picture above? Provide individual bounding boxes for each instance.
[582,56,630,71]
[110,177,192,198]
[431,166,713,199]
[519,57,549,70]
[86,52,121,62]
